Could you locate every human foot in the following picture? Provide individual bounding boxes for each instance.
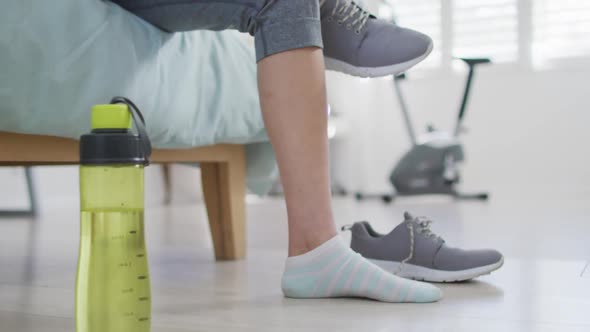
[282,235,442,302]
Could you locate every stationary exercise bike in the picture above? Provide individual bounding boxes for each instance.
[356,57,491,203]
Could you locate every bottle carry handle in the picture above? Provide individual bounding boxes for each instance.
[110,97,152,162]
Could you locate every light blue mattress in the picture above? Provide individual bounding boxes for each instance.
[0,0,277,194]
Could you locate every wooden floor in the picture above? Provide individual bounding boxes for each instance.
[1,192,589,331]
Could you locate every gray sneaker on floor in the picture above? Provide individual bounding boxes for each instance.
[320,0,433,77]
[345,212,504,282]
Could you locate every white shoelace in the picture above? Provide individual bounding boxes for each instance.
[412,216,443,241]
[325,0,371,33]
[395,216,443,275]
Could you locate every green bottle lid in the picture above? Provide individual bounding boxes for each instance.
[91,104,132,130]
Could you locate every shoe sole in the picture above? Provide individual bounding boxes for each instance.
[324,41,434,78]
[369,256,505,283]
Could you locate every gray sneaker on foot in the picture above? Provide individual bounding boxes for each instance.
[345,212,504,282]
[320,0,433,77]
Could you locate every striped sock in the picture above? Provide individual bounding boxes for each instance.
[282,235,442,302]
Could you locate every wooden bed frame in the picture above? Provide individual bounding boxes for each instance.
[0,131,246,261]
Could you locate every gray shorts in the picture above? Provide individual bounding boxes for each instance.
[111,0,323,61]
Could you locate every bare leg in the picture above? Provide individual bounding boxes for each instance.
[259,47,442,303]
[257,47,336,256]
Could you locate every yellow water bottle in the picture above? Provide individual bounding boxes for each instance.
[76,97,152,332]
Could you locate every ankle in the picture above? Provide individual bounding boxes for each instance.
[288,230,338,257]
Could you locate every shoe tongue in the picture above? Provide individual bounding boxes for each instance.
[390,212,414,234]
[319,0,337,16]
[403,211,414,221]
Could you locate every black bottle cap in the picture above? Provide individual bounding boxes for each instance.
[79,97,152,166]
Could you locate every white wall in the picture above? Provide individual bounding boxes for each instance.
[326,64,590,199]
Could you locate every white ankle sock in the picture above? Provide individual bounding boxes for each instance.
[282,235,442,302]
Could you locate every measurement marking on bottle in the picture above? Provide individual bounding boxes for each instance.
[138,297,150,301]
[136,254,145,257]
[137,275,147,280]
[138,317,150,322]
[129,230,137,234]
[121,288,134,293]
